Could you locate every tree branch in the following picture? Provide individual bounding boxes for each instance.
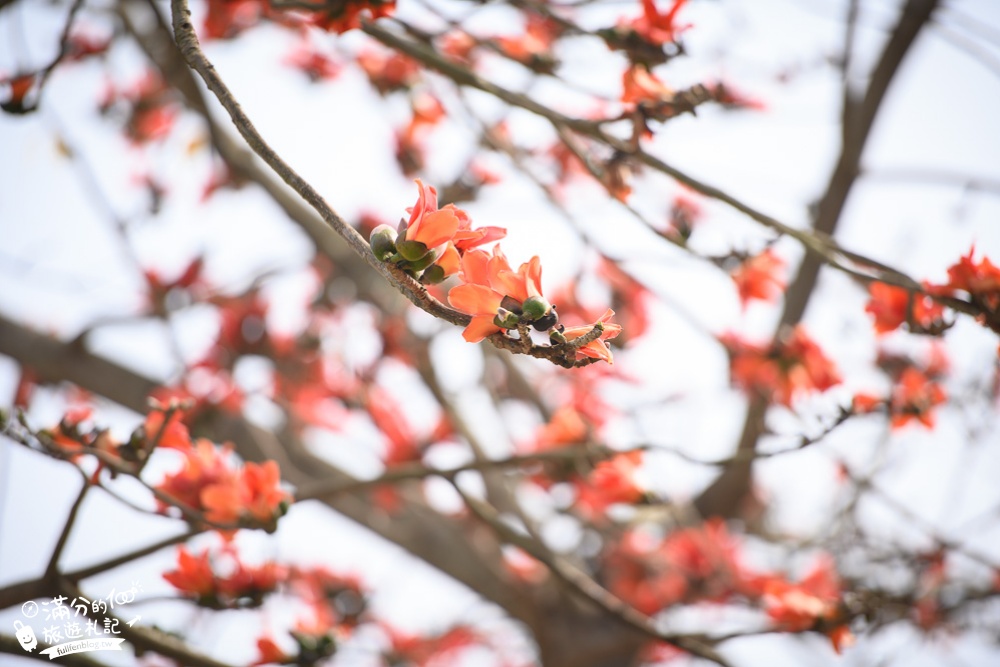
[695,0,941,520]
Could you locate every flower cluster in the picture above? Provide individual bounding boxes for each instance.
[371,180,622,363]
[604,522,853,653]
[149,405,291,531]
[731,248,786,309]
[723,326,841,407]
[601,0,690,66]
[865,246,1000,336]
[200,0,395,40]
[163,546,287,609]
[945,246,1000,333]
[865,281,947,335]
[853,346,949,430]
[99,70,179,145]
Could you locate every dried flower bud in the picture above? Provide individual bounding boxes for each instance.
[493,308,520,329]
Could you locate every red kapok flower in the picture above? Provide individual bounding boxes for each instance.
[356,47,419,94]
[946,246,1000,297]
[560,308,623,364]
[252,636,293,666]
[762,557,852,652]
[731,249,785,308]
[404,179,462,250]
[889,367,946,430]
[529,405,589,452]
[156,439,233,514]
[201,459,290,526]
[725,327,841,407]
[945,246,1000,331]
[163,547,217,599]
[628,0,690,47]
[622,65,673,107]
[144,408,192,451]
[495,14,560,71]
[576,450,645,516]
[310,0,395,34]
[284,42,341,82]
[448,247,549,342]
[865,281,946,334]
[448,283,505,342]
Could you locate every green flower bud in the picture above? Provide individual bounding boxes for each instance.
[396,239,430,262]
[493,308,520,329]
[369,225,398,261]
[420,264,446,285]
[520,295,552,322]
[549,329,567,345]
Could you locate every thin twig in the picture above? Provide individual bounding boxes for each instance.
[45,479,91,577]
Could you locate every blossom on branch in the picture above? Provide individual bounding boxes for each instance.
[621,65,674,109]
[309,0,396,34]
[761,558,853,653]
[724,327,841,407]
[731,248,786,308]
[557,308,623,364]
[575,450,645,516]
[448,246,553,341]
[356,46,419,94]
[631,0,690,47]
[155,439,290,531]
[865,281,946,335]
[494,14,562,73]
[163,546,287,608]
[945,246,1000,332]
[283,41,341,82]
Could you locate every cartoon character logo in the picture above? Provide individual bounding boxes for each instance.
[14,620,37,652]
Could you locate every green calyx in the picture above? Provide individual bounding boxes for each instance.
[404,248,439,272]
[395,239,431,262]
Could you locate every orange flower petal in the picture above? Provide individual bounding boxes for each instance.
[462,315,501,343]
[460,248,492,286]
[434,242,461,278]
[448,284,503,316]
[408,207,460,249]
